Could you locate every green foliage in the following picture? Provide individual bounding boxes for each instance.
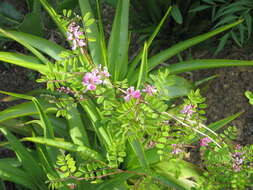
[0,0,253,189]
[192,0,253,55]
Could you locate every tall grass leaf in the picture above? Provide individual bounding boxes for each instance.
[79,0,103,65]
[0,159,36,189]
[39,0,67,36]
[128,6,172,81]
[171,5,183,24]
[0,52,48,73]
[214,33,230,56]
[137,42,148,89]
[68,106,90,147]
[128,135,149,172]
[189,5,211,13]
[0,30,66,60]
[244,13,252,39]
[0,28,49,64]
[167,59,253,74]
[107,0,129,80]
[0,127,46,188]
[23,137,104,161]
[148,20,243,70]
[231,31,242,47]
[188,112,242,143]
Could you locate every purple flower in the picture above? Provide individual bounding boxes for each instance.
[232,151,245,172]
[82,72,102,91]
[67,22,86,50]
[171,144,182,154]
[82,66,111,91]
[142,85,157,96]
[181,104,194,116]
[124,87,141,101]
[200,137,212,147]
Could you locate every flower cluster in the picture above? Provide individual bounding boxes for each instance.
[200,137,212,147]
[67,22,86,50]
[82,65,110,91]
[124,85,157,102]
[171,144,182,154]
[181,104,194,116]
[232,152,244,172]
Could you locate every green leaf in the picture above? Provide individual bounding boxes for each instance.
[245,90,253,105]
[137,42,148,89]
[171,5,183,24]
[128,135,149,172]
[0,28,49,64]
[0,128,46,187]
[19,0,43,36]
[167,59,253,74]
[107,0,129,80]
[188,112,242,143]
[23,137,104,161]
[127,6,172,82]
[151,160,203,190]
[0,30,66,60]
[0,100,55,123]
[39,0,67,37]
[148,20,243,70]
[0,159,36,189]
[0,52,48,73]
[67,106,90,147]
[79,0,103,65]
[214,33,230,56]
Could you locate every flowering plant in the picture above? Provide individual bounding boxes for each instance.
[0,0,253,189]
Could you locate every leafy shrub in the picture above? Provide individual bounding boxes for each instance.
[0,0,253,189]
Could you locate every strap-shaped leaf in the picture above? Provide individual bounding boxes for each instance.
[39,0,67,36]
[0,30,65,60]
[23,137,104,161]
[128,135,149,172]
[68,106,90,147]
[0,128,46,187]
[127,6,172,80]
[0,52,48,73]
[0,159,37,189]
[136,42,148,89]
[107,0,129,80]
[0,28,49,64]
[167,59,253,74]
[148,20,243,70]
[79,0,104,65]
[188,112,242,144]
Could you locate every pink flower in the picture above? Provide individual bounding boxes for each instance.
[124,87,141,101]
[82,72,102,91]
[181,104,194,116]
[67,22,86,50]
[200,137,212,147]
[142,85,157,96]
[172,144,182,154]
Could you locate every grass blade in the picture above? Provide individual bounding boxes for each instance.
[0,28,49,64]
[0,30,66,60]
[167,59,253,74]
[136,42,148,89]
[0,127,46,188]
[39,0,67,37]
[68,106,90,147]
[0,52,48,73]
[148,20,243,70]
[128,135,149,172]
[188,112,242,143]
[23,137,104,161]
[0,159,36,189]
[79,0,103,65]
[107,0,129,80]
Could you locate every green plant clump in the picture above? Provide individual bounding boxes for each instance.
[0,0,252,189]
